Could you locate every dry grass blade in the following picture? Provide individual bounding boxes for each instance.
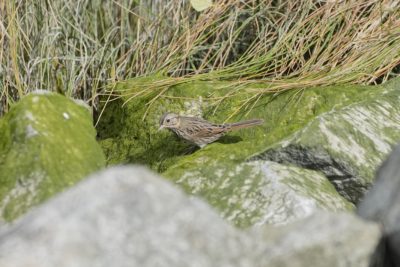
[1,0,400,117]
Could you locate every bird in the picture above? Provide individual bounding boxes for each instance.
[159,112,264,148]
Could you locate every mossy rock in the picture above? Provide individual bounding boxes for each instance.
[98,77,376,171]
[0,92,105,221]
[252,78,400,203]
[169,160,353,226]
[97,77,400,226]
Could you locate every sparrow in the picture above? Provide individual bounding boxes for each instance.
[159,113,263,148]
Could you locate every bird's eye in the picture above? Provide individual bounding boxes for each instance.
[166,119,170,123]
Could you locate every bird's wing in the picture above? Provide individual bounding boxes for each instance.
[192,125,226,138]
[183,119,227,138]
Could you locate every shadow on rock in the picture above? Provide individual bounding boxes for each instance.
[216,135,243,145]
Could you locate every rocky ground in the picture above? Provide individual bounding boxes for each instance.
[0,167,381,267]
[0,78,400,266]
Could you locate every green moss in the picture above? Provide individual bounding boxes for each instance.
[0,93,106,221]
[98,78,390,225]
[165,159,353,227]
[98,77,381,172]
[167,159,268,227]
[280,81,400,195]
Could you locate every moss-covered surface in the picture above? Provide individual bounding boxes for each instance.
[98,78,380,172]
[171,160,353,227]
[252,77,400,203]
[0,92,105,221]
[97,77,398,226]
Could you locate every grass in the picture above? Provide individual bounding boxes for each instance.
[1,0,400,117]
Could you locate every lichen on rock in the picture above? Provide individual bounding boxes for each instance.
[0,92,105,221]
[252,78,400,203]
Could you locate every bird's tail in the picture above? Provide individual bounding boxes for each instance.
[227,119,264,131]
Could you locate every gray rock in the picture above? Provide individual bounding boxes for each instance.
[259,212,381,267]
[253,161,353,225]
[358,144,400,266]
[251,79,400,203]
[0,166,259,267]
[174,160,353,226]
[0,166,380,267]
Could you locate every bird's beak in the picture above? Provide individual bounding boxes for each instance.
[158,125,164,131]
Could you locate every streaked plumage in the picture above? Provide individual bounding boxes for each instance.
[159,113,263,148]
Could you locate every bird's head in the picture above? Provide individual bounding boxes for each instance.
[159,113,180,130]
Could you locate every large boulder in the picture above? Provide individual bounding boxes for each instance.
[358,144,400,266]
[260,212,381,267]
[168,160,352,226]
[0,91,105,221]
[251,79,400,203]
[0,166,380,267]
[0,166,261,267]
[98,77,400,226]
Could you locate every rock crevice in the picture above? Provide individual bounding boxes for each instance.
[251,145,367,203]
